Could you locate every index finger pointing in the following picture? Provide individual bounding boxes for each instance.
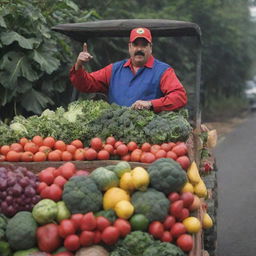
[83,43,88,52]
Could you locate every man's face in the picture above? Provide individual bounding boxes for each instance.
[128,38,152,67]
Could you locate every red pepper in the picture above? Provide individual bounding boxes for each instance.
[36,223,62,253]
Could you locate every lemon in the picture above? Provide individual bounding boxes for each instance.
[114,200,134,219]
[183,216,202,233]
[120,172,135,192]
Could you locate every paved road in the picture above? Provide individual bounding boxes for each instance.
[214,113,256,256]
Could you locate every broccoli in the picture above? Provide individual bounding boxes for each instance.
[6,211,37,250]
[148,158,187,195]
[62,176,103,214]
[131,188,169,222]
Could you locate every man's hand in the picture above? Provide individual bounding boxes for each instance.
[75,43,93,70]
[131,100,153,110]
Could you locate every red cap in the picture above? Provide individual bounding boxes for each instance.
[129,27,152,43]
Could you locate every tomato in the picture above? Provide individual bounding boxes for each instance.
[37,182,48,194]
[169,200,184,218]
[19,137,29,146]
[176,156,190,170]
[178,208,190,221]
[79,230,95,246]
[127,141,138,151]
[84,148,97,160]
[0,155,5,161]
[116,144,128,156]
[130,149,142,162]
[154,149,167,159]
[48,184,62,201]
[97,150,110,160]
[150,144,161,154]
[160,143,172,152]
[43,137,56,148]
[114,219,131,237]
[172,143,188,156]
[39,146,52,155]
[10,143,23,152]
[168,192,180,202]
[73,148,85,160]
[103,144,114,154]
[71,139,83,148]
[90,137,103,151]
[106,136,116,146]
[24,142,39,154]
[33,151,47,162]
[168,142,176,149]
[121,153,131,161]
[32,135,44,146]
[80,212,97,231]
[96,216,111,231]
[59,162,76,179]
[61,151,73,161]
[176,234,193,252]
[71,214,84,231]
[101,226,120,245]
[39,169,55,185]
[163,215,176,230]
[21,151,34,162]
[0,145,10,155]
[52,167,61,177]
[40,186,51,199]
[166,151,178,160]
[64,234,80,251]
[54,176,67,189]
[93,230,101,244]
[149,221,164,239]
[180,192,194,208]
[74,170,90,177]
[141,142,151,152]
[66,145,77,154]
[6,150,21,162]
[58,219,76,238]
[161,231,173,242]
[140,152,156,163]
[170,223,187,238]
[48,150,61,161]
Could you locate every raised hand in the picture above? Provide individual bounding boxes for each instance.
[75,42,93,70]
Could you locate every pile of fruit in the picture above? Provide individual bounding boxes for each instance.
[0,159,213,256]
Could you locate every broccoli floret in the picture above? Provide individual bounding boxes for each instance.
[63,176,103,214]
[148,158,187,195]
[131,188,169,222]
[6,211,37,250]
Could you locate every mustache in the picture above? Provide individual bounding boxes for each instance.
[134,50,145,56]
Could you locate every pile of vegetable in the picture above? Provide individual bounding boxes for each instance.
[0,160,214,256]
[0,99,192,146]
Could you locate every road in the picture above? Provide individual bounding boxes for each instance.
[214,113,256,256]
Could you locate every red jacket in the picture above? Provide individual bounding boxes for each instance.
[70,56,187,112]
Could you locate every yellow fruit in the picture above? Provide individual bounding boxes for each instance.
[114,200,134,219]
[130,167,150,191]
[181,182,194,193]
[103,187,130,210]
[194,179,208,198]
[120,172,135,192]
[202,213,213,229]
[183,216,202,233]
[187,161,201,185]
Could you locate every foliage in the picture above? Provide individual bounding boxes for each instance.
[0,0,99,119]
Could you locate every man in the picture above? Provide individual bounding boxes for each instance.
[70,27,187,112]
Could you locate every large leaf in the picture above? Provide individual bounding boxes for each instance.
[0,52,39,84]
[1,31,38,49]
[21,88,54,114]
[0,87,17,106]
[0,16,6,28]
[32,50,60,74]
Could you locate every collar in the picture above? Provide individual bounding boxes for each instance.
[123,55,154,68]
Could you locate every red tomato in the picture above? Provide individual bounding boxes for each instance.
[24,142,39,154]
[130,149,142,162]
[140,152,156,163]
[61,151,73,161]
[84,148,97,160]
[93,230,101,244]
[48,184,62,201]
[170,223,187,238]
[37,182,48,194]
[71,139,83,148]
[80,212,97,231]
[169,200,184,218]
[106,136,116,146]
[180,192,195,208]
[127,141,138,151]
[114,141,123,148]
[96,216,111,231]
[141,142,151,152]
[79,230,95,246]
[40,186,51,199]
[97,150,110,160]
[74,148,85,161]
[172,143,188,156]
[161,231,173,242]
[71,214,84,231]
[58,219,76,238]
[32,135,44,146]
[168,192,180,202]
[166,151,178,160]
[116,144,128,156]
[168,142,176,149]
[53,176,67,189]
[90,137,103,151]
[160,143,172,152]
[114,219,131,237]
[176,156,190,170]
[163,215,176,230]
[101,226,120,245]
[104,144,114,154]
[121,153,131,161]
[39,169,55,185]
[66,145,77,154]
[52,167,61,177]
[176,234,193,252]
[150,144,161,154]
[59,162,76,179]
[43,137,56,148]
[10,143,23,152]
[64,234,80,251]
[155,149,167,159]
[148,221,164,239]
[178,208,190,221]
[54,140,67,151]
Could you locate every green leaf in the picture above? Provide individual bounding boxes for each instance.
[0,87,17,106]
[32,50,60,74]
[0,16,6,28]
[0,31,38,49]
[21,88,54,114]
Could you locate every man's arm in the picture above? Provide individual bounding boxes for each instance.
[151,68,187,112]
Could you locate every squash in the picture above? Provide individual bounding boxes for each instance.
[120,172,135,192]
[75,246,109,256]
[193,179,208,198]
[113,161,131,178]
[187,161,201,185]
[130,167,150,191]
[90,167,119,191]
